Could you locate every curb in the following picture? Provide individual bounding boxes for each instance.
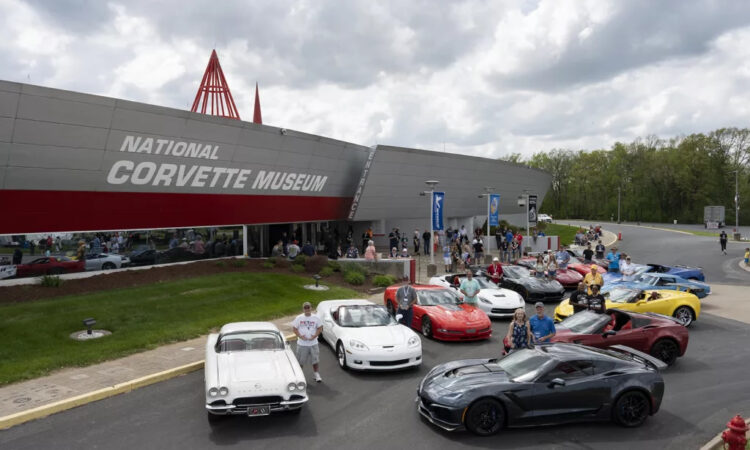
[699,417,750,450]
[0,333,298,430]
[740,260,750,273]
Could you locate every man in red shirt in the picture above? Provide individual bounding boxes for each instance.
[487,257,504,284]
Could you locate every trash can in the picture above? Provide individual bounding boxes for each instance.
[733,233,741,241]
[673,220,677,224]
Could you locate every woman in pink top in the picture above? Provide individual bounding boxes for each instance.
[364,240,377,261]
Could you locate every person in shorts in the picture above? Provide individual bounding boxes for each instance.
[293,302,323,382]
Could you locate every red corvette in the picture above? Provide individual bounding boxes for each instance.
[551,309,689,366]
[384,285,491,341]
[15,256,85,278]
[567,259,607,277]
[516,257,583,288]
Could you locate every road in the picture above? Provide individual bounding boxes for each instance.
[1,224,749,450]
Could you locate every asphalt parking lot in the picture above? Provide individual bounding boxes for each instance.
[1,311,749,450]
[1,224,749,450]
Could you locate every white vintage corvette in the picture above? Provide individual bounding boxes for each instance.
[204,322,307,425]
[428,274,525,319]
[318,299,422,371]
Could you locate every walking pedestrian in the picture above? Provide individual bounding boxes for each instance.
[529,302,556,343]
[506,308,533,352]
[745,248,749,264]
[395,283,417,329]
[459,270,481,305]
[293,302,323,382]
[413,230,420,255]
[422,230,431,256]
[720,230,728,255]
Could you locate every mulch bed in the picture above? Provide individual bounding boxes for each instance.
[0,259,376,304]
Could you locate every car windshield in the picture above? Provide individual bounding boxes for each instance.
[451,276,495,289]
[633,273,659,285]
[502,266,527,278]
[496,350,553,382]
[605,288,640,304]
[559,311,612,334]
[217,330,284,352]
[418,289,462,306]
[338,305,396,327]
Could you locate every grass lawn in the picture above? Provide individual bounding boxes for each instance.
[0,272,358,386]
[541,223,580,246]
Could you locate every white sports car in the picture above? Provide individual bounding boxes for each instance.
[204,322,307,425]
[428,274,525,319]
[318,299,422,371]
[84,253,129,271]
[0,264,16,279]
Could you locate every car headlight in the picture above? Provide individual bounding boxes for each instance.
[349,339,369,351]
[296,381,306,391]
[208,387,219,397]
[407,336,420,347]
[287,382,297,391]
[219,387,228,396]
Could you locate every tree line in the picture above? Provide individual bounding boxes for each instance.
[517,128,750,226]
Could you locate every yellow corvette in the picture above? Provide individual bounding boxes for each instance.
[554,287,701,327]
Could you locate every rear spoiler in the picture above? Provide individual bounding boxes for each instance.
[610,345,668,371]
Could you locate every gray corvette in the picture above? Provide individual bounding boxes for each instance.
[417,343,666,436]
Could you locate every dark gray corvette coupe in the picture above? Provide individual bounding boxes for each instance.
[417,343,666,436]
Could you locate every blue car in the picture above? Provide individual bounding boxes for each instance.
[603,263,706,286]
[604,272,711,298]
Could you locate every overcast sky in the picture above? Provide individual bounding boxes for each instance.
[2,0,750,158]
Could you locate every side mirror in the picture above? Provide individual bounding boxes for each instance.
[548,378,566,388]
[603,330,617,337]
[395,314,403,321]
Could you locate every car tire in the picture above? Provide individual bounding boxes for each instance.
[672,306,695,327]
[102,262,116,270]
[336,342,348,370]
[386,301,395,317]
[464,398,505,436]
[613,390,650,427]
[650,339,679,366]
[421,316,432,338]
[207,412,225,427]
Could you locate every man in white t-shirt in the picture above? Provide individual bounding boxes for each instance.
[293,302,323,382]
[620,255,635,282]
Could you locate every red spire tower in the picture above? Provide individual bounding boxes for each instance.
[191,50,241,120]
[253,82,263,124]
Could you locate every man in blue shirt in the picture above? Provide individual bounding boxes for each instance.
[505,230,514,247]
[606,247,621,273]
[556,247,571,270]
[529,302,556,343]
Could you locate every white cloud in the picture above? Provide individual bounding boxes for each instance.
[1,0,750,159]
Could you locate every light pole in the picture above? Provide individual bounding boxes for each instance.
[617,186,621,224]
[421,180,440,265]
[478,186,494,258]
[731,170,739,233]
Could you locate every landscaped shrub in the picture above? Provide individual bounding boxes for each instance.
[372,274,396,288]
[327,260,341,272]
[39,275,63,288]
[344,271,365,285]
[293,254,307,267]
[215,261,227,268]
[319,267,334,277]
[341,262,367,276]
[261,261,275,269]
[232,259,247,267]
[305,255,329,273]
[291,264,305,273]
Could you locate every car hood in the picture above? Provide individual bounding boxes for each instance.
[340,324,416,346]
[422,304,489,324]
[216,350,297,390]
[477,288,524,306]
[516,277,564,292]
[422,359,511,393]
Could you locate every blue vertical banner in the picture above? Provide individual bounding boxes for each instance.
[489,194,500,227]
[432,191,445,231]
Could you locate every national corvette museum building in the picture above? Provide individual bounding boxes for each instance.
[0,79,551,254]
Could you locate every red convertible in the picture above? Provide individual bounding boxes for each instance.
[384,285,492,341]
[15,256,85,278]
[551,309,689,366]
[516,257,583,288]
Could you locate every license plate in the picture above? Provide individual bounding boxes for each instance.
[247,405,271,417]
[466,328,476,333]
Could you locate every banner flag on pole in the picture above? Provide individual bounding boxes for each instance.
[489,194,500,227]
[432,192,445,231]
[528,195,538,226]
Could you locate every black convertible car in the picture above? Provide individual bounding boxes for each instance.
[487,264,565,302]
[417,343,666,436]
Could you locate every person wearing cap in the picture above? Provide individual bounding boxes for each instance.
[487,257,504,284]
[396,282,418,328]
[586,285,606,314]
[583,265,604,295]
[620,254,635,281]
[459,269,481,305]
[606,247,621,273]
[293,302,323,382]
[529,302,556,343]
